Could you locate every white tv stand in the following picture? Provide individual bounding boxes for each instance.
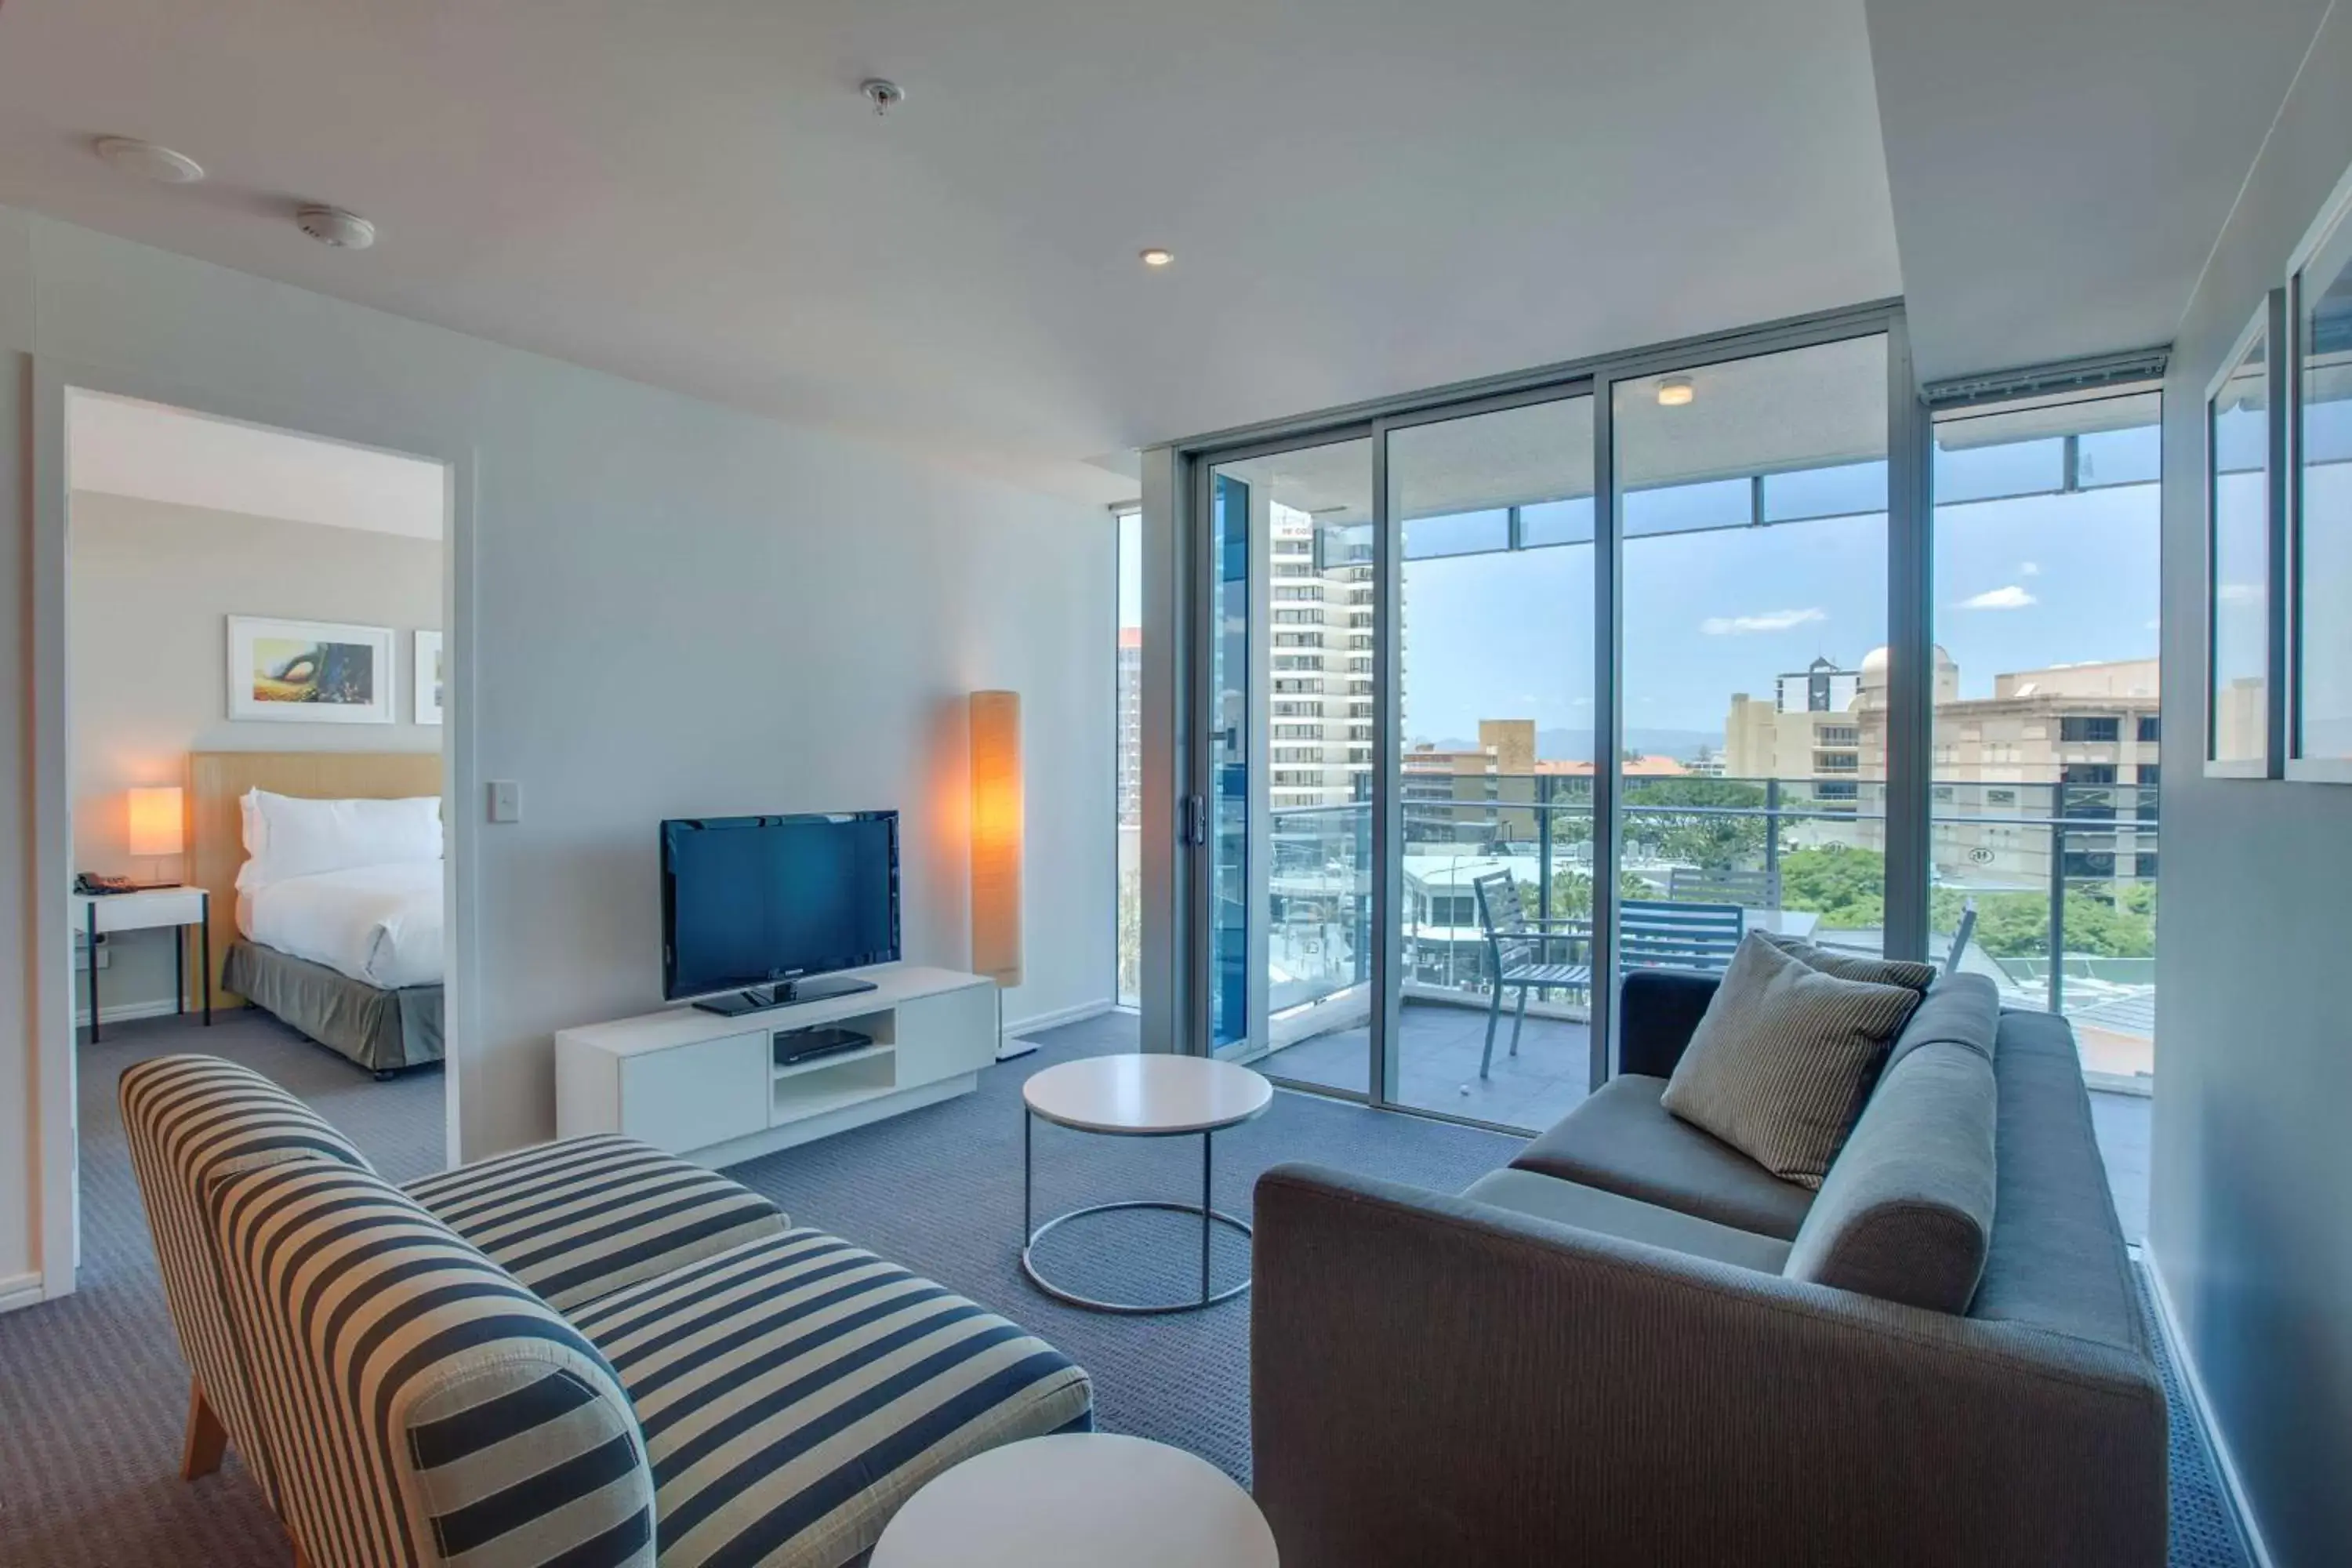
[554,964,997,1167]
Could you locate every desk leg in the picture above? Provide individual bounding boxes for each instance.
[86,902,101,1043]
[1201,1130,1214,1306]
[201,915,212,1026]
[175,921,186,1018]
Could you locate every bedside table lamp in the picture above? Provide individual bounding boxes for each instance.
[127,785,184,886]
[971,691,1036,1062]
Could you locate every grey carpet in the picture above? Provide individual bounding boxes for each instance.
[0,1008,2249,1567]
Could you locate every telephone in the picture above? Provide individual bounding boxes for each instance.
[74,872,142,896]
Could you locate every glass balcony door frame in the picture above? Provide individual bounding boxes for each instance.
[1155,299,1929,1128]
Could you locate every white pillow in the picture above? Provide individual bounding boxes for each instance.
[238,789,442,892]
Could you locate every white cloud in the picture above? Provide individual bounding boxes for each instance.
[2019,561,2042,577]
[1957,585,2038,611]
[2217,582,2263,604]
[1699,607,1827,636]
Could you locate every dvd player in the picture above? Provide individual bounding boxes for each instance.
[772,1025,875,1069]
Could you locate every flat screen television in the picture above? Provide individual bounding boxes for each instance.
[660,811,900,1014]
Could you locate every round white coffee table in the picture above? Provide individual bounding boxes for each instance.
[871,1433,1277,1568]
[1021,1054,1273,1314]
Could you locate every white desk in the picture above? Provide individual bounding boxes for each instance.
[74,885,211,1040]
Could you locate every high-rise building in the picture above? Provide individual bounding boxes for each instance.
[1116,625,1141,828]
[1269,501,1377,811]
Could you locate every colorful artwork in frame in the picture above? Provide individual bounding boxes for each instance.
[226,616,396,724]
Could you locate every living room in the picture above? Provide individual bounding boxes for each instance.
[2,2,2348,1566]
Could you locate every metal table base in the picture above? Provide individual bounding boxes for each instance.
[1019,1109,1252,1315]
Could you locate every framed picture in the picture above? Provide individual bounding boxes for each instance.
[414,630,445,727]
[2204,293,2286,779]
[2289,167,2352,782]
[226,616,396,724]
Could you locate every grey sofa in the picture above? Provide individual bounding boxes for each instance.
[1252,969,2167,1568]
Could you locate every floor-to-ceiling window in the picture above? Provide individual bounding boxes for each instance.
[1612,335,1893,1036]
[1929,387,2161,1236]
[1382,395,1596,1124]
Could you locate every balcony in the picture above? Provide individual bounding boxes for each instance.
[1245,769,2158,1094]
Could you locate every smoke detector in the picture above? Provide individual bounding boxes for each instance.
[296,204,376,251]
[93,136,205,184]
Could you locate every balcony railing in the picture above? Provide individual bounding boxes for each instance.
[1254,773,2157,1080]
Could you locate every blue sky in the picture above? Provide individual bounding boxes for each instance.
[1403,481,2160,743]
[1117,446,2166,753]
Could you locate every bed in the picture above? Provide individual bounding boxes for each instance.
[191,752,445,1075]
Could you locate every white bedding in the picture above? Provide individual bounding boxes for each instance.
[241,862,445,990]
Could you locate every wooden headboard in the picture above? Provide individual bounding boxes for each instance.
[187,751,444,1007]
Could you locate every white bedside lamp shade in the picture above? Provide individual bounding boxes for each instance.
[127,786,184,861]
[970,691,1023,988]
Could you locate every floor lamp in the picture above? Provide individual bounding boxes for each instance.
[971,691,1036,1062]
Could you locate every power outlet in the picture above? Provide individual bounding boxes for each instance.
[488,780,522,824]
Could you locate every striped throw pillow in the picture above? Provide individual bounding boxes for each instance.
[1661,933,1924,1189]
[1757,932,1938,993]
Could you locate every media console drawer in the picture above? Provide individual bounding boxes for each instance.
[619,1031,768,1152]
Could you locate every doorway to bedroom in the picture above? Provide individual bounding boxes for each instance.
[64,388,456,1192]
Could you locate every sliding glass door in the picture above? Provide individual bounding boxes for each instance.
[1176,309,1915,1131]
[1611,334,1892,1014]
[1202,437,1377,1091]
[1383,395,1596,1123]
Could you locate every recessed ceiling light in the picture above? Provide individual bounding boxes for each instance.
[93,136,205,185]
[1139,248,1174,267]
[1656,376,1695,408]
[296,204,376,251]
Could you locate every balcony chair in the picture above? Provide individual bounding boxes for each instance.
[1666,864,1782,909]
[1617,898,1745,975]
[1470,869,1591,1077]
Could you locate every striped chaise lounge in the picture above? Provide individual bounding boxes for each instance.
[121,1054,1094,1567]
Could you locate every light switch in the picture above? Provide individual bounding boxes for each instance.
[488,780,522,823]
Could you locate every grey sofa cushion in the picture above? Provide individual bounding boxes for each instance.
[1880,971,2001,1082]
[1661,935,1923,1190]
[1462,1168,1793,1272]
[1966,1007,2148,1352]
[1784,1040,1998,1312]
[1759,931,1938,992]
[1511,1074,1816,1240]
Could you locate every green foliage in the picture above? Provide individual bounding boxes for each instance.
[1778,847,1884,930]
[1621,778,1769,870]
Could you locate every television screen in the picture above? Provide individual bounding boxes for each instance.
[661,812,900,1001]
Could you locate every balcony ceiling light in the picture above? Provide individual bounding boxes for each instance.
[1139,247,1174,267]
[1657,376,1695,408]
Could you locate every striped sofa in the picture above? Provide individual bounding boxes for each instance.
[121,1054,1093,1567]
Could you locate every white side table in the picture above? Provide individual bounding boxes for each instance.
[1021,1054,1273,1314]
[871,1433,1277,1568]
[74,886,211,1041]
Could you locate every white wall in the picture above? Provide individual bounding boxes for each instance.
[68,492,445,1014]
[0,205,1114,1299]
[2151,8,2352,1562]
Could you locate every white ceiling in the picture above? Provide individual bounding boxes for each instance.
[67,390,448,539]
[1,1,2330,495]
[1865,0,2333,383]
[0,0,1900,500]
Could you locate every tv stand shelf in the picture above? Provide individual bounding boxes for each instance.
[555,964,996,1166]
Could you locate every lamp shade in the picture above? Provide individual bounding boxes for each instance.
[127,785,184,859]
[969,691,1024,988]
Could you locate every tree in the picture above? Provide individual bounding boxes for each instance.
[1779,846,1883,929]
[1621,777,1769,869]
